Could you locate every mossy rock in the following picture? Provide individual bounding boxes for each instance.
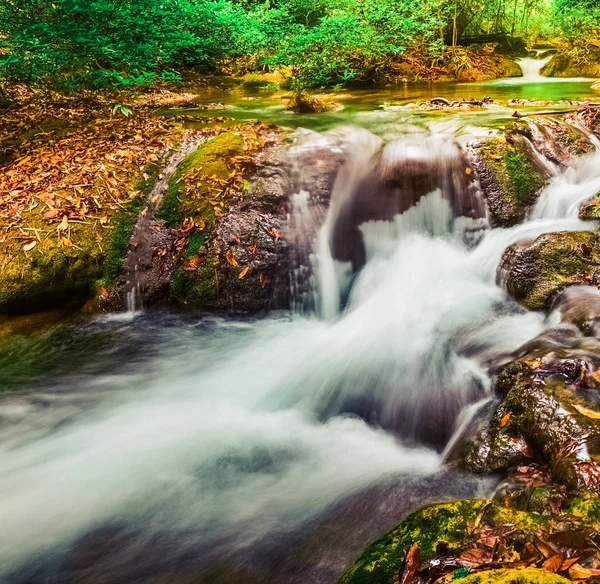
[579,192,600,221]
[501,231,600,311]
[456,568,570,583]
[0,163,160,315]
[158,132,246,309]
[542,49,600,78]
[473,135,545,227]
[338,500,490,584]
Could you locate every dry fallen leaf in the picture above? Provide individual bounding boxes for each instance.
[238,266,249,279]
[259,273,266,288]
[541,554,562,573]
[499,413,510,428]
[399,542,420,584]
[225,251,238,267]
[573,404,600,419]
[569,563,600,579]
[22,240,37,252]
[465,167,472,175]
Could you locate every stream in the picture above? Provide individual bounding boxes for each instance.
[2,62,600,584]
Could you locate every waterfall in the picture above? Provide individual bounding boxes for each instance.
[2,121,600,582]
[516,54,553,81]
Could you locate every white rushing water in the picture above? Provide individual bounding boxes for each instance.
[517,55,553,81]
[1,125,600,579]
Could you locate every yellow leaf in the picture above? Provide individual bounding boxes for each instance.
[225,251,238,267]
[499,413,510,428]
[23,240,37,252]
[238,266,249,279]
[591,370,600,383]
[573,404,600,419]
[61,237,73,247]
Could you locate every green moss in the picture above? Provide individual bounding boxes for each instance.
[338,500,490,584]
[567,494,600,523]
[0,241,104,314]
[171,259,218,307]
[100,162,160,287]
[504,231,600,311]
[491,505,548,531]
[579,192,600,221]
[158,132,244,227]
[458,568,569,584]
[480,137,545,226]
[159,132,246,309]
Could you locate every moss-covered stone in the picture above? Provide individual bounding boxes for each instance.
[158,132,246,309]
[338,500,490,584]
[500,231,600,311]
[100,161,161,288]
[473,135,545,227]
[579,192,600,221]
[0,159,163,315]
[456,568,570,584]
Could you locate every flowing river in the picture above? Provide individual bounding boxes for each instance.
[1,67,600,583]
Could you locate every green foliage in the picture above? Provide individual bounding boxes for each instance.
[0,0,597,90]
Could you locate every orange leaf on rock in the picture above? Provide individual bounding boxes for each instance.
[259,273,266,288]
[238,266,249,280]
[399,542,420,584]
[499,413,510,428]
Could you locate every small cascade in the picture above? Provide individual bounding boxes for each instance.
[516,54,552,81]
[123,132,205,313]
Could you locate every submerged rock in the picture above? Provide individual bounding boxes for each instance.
[499,231,600,311]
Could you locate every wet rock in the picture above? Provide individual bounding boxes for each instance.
[499,231,600,311]
[154,125,346,312]
[463,357,600,492]
[468,129,546,227]
[552,286,600,336]
[565,108,600,141]
[338,499,598,584]
[286,92,342,113]
[338,500,490,584]
[408,97,495,110]
[579,192,600,221]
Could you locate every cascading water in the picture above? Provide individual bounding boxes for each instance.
[2,119,600,583]
[516,55,553,81]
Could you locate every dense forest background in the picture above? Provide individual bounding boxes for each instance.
[0,0,599,92]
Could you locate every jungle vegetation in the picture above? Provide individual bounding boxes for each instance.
[0,0,599,90]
